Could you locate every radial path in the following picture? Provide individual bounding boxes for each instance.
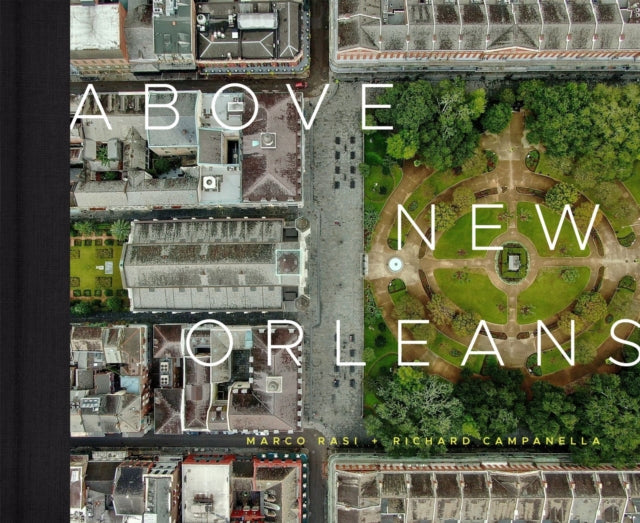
[366,112,640,383]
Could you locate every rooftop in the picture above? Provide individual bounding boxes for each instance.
[122,219,302,312]
[152,324,303,434]
[241,93,303,203]
[330,456,640,523]
[335,0,640,56]
[70,4,122,54]
[146,91,199,149]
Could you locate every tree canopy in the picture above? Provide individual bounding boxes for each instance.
[366,361,640,466]
[372,79,487,170]
[544,182,580,213]
[365,368,464,456]
[520,80,640,181]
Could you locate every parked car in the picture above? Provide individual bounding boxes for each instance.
[294,81,308,89]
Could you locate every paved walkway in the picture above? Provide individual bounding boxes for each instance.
[366,111,640,385]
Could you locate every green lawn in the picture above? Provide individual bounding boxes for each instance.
[434,207,507,259]
[364,131,387,158]
[516,267,591,324]
[364,164,403,213]
[517,202,590,257]
[428,168,477,195]
[623,160,640,205]
[434,268,508,324]
[540,349,572,375]
[70,241,124,298]
[430,331,484,373]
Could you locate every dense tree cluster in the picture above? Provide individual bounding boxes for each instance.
[520,80,640,182]
[366,358,640,466]
[371,79,490,170]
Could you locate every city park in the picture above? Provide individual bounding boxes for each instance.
[361,79,640,465]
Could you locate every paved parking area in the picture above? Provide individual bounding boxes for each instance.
[298,83,367,438]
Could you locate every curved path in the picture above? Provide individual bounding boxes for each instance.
[366,112,640,385]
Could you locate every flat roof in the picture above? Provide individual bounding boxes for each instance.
[70,4,121,52]
[182,460,232,523]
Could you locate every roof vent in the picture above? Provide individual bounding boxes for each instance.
[203,176,218,190]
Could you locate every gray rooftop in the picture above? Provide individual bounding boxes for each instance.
[196,2,301,61]
[146,91,199,149]
[331,458,640,523]
[153,3,194,56]
[122,219,299,312]
[336,0,640,54]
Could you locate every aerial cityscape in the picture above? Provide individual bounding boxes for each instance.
[69,0,640,522]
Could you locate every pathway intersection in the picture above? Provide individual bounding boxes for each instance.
[366,113,640,386]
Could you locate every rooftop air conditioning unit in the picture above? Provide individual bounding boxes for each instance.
[203,176,217,190]
[196,14,207,25]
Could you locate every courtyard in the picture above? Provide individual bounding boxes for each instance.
[365,112,640,386]
[70,235,126,303]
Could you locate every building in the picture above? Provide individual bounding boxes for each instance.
[70,1,130,79]
[112,460,155,518]
[70,451,181,523]
[120,218,307,313]
[69,324,152,437]
[195,1,305,73]
[143,457,182,522]
[152,323,304,435]
[330,0,640,74]
[70,455,89,522]
[182,453,307,523]
[328,454,640,522]
[508,253,521,271]
[153,0,197,70]
[70,89,304,209]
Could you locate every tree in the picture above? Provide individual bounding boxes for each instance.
[71,301,92,316]
[375,79,485,171]
[426,293,456,326]
[365,370,465,456]
[571,373,640,467]
[110,220,131,242]
[545,182,579,212]
[386,132,418,160]
[434,202,458,231]
[526,381,578,438]
[73,221,96,237]
[481,102,512,134]
[574,292,607,324]
[410,322,437,346]
[452,311,480,337]
[573,201,602,231]
[498,88,516,106]
[393,293,425,321]
[452,186,476,214]
[575,341,598,365]
[105,296,123,312]
[557,311,584,336]
[454,365,525,439]
[520,81,640,181]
